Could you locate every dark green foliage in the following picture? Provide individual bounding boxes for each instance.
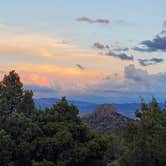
[17,90,35,114]
[0,129,14,165]
[0,71,108,166]
[32,160,55,166]
[118,98,166,166]
[0,70,23,116]
[0,70,34,117]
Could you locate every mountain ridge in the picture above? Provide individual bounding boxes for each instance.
[34,98,164,119]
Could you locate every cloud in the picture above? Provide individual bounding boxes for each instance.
[25,84,57,93]
[76,17,94,23]
[133,34,166,52]
[124,65,166,93]
[92,42,133,61]
[3,63,114,94]
[76,17,110,24]
[161,30,166,34]
[2,63,164,103]
[113,47,129,52]
[21,73,50,86]
[92,64,166,102]
[164,20,166,28]
[93,41,129,52]
[123,65,166,95]
[138,58,164,66]
[94,19,110,24]
[24,84,58,98]
[93,42,105,49]
[0,34,93,57]
[76,64,85,70]
[106,51,134,61]
[124,64,148,81]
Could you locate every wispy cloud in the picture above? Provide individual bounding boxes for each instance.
[113,47,129,52]
[138,58,164,66]
[76,17,111,24]
[76,64,85,70]
[93,42,132,61]
[93,42,105,49]
[106,51,134,61]
[0,34,93,57]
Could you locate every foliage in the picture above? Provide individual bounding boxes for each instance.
[118,97,166,166]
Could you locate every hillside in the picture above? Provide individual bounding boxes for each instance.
[81,104,131,133]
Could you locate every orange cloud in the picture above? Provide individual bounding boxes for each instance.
[1,64,119,92]
[21,73,50,87]
[0,34,93,57]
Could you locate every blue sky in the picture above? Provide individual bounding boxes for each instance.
[0,0,166,103]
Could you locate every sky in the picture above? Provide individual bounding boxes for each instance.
[0,0,166,103]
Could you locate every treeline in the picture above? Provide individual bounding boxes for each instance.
[0,71,165,166]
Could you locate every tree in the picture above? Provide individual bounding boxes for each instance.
[17,90,35,114]
[0,71,35,117]
[0,70,23,116]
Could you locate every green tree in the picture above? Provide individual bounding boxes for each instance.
[0,71,35,117]
[18,90,35,114]
[0,70,23,116]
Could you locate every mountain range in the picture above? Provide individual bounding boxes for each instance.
[34,98,164,119]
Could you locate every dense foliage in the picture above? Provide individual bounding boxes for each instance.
[0,71,108,166]
[105,98,166,166]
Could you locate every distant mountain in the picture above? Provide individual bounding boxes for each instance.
[81,104,131,133]
[34,98,98,115]
[34,98,164,119]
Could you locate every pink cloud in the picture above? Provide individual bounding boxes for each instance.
[94,42,105,49]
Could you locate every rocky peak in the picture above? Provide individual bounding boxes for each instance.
[81,104,131,133]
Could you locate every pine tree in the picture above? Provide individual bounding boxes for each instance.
[0,71,23,117]
[0,71,35,116]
